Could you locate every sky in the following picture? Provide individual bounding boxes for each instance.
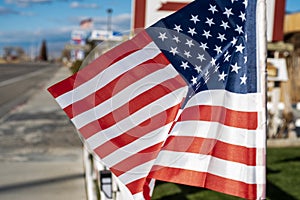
[0,0,132,58]
[0,0,300,59]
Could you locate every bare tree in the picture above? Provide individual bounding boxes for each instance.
[39,39,48,61]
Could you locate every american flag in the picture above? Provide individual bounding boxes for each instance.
[48,0,266,199]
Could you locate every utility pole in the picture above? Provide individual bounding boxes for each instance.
[107,8,113,38]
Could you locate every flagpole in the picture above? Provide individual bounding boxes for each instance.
[257,0,267,199]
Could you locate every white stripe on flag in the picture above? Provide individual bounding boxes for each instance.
[119,160,155,185]
[132,192,144,200]
[185,90,263,112]
[153,150,266,184]
[170,121,264,148]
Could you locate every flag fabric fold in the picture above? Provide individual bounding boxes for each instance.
[48,0,266,199]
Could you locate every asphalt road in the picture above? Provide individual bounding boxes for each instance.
[0,64,87,200]
[0,62,58,116]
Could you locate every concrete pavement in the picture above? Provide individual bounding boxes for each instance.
[0,65,87,200]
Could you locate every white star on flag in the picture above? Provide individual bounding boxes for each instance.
[180,61,190,70]
[158,32,167,41]
[240,74,248,84]
[208,4,218,14]
[173,24,183,32]
[223,7,234,18]
[190,15,200,24]
[188,27,197,36]
[205,18,215,27]
[218,71,228,81]
[231,62,241,73]
[220,20,230,30]
[236,43,245,53]
[202,30,212,39]
[169,47,178,56]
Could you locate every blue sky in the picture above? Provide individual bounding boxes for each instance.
[0,0,132,58]
[286,0,300,13]
[0,0,299,58]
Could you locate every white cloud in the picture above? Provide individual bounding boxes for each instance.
[0,5,35,16]
[5,0,53,7]
[1,24,80,41]
[0,6,19,14]
[67,13,131,32]
[114,13,131,23]
[70,1,100,9]
[20,11,35,16]
[92,13,131,32]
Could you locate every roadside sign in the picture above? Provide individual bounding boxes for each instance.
[267,58,288,81]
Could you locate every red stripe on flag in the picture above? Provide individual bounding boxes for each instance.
[162,136,257,165]
[94,105,181,158]
[63,53,171,118]
[79,76,185,138]
[179,105,258,130]
[110,142,163,177]
[158,2,188,11]
[125,177,149,198]
[143,178,152,200]
[47,75,77,99]
[48,30,153,98]
[149,166,257,199]
[79,118,104,139]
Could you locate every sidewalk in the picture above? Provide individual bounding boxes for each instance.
[0,66,87,200]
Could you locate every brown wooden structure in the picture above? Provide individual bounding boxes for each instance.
[284,13,300,103]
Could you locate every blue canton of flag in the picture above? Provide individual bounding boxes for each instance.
[146,0,257,99]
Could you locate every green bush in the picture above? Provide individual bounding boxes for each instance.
[70,60,83,74]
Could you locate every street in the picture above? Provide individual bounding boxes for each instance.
[0,63,87,200]
[0,63,58,116]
